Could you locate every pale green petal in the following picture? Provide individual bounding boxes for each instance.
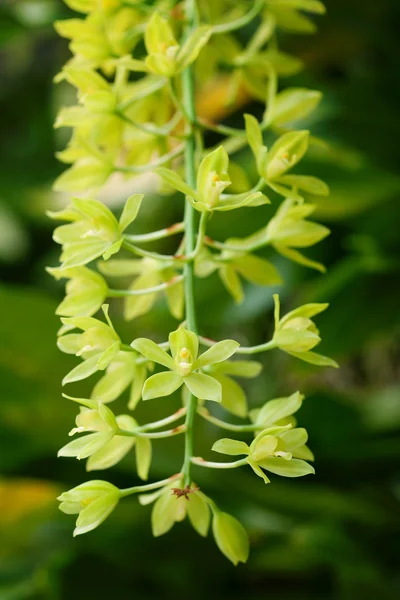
[187,492,210,537]
[87,435,135,471]
[169,327,198,362]
[142,371,183,401]
[62,355,100,385]
[131,338,175,369]
[234,255,282,286]
[287,350,339,368]
[246,458,271,484]
[212,512,249,566]
[255,391,304,426]
[212,438,249,456]
[219,264,243,304]
[136,437,152,481]
[74,491,119,536]
[280,427,308,450]
[118,194,144,233]
[214,374,248,418]
[184,373,222,402]
[193,340,239,370]
[259,457,315,477]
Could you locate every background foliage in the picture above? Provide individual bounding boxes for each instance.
[1,0,399,598]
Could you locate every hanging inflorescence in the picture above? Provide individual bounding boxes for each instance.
[50,0,337,565]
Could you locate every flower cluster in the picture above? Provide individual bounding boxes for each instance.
[50,0,336,566]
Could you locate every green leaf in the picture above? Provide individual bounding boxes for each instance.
[136,436,152,481]
[259,457,315,477]
[187,492,211,537]
[118,194,144,233]
[184,373,222,402]
[142,371,183,401]
[212,512,249,565]
[212,438,249,456]
[269,88,322,125]
[193,340,239,370]
[131,338,175,369]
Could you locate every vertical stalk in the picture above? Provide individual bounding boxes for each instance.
[181,0,199,487]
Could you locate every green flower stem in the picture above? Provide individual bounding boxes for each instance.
[118,78,166,111]
[120,473,182,498]
[197,118,246,138]
[116,109,184,139]
[199,335,277,354]
[191,457,248,469]
[123,222,184,243]
[184,211,209,261]
[197,407,261,432]
[118,424,186,439]
[137,407,187,432]
[108,276,184,298]
[122,239,185,263]
[117,144,184,174]
[211,0,265,34]
[181,0,201,489]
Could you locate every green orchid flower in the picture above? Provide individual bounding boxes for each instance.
[212,424,315,484]
[157,146,269,212]
[272,294,338,367]
[143,13,211,77]
[50,194,143,269]
[58,395,151,480]
[131,326,239,402]
[58,480,121,537]
[249,390,304,431]
[58,305,121,385]
[47,265,108,317]
[139,480,211,538]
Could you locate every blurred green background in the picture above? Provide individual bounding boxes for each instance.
[1,0,400,598]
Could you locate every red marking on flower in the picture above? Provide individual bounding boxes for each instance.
[171,485,200,500]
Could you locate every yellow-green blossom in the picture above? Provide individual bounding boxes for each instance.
[272,294,338,367]
[58,480,121,536]
[50,195,143,268]
[131,326,239,402]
